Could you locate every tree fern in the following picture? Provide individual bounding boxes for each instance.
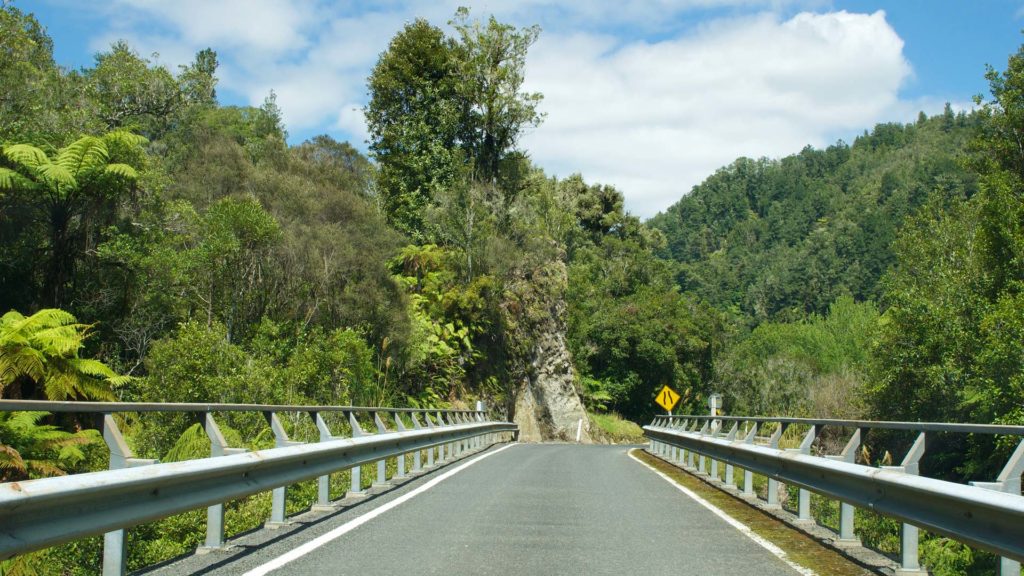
[103,129,148,149]
[0,308,127,401]
[0,132,145,307]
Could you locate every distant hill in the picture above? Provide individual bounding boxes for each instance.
[648,109,978,323]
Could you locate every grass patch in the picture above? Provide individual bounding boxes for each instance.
[590,412,645,443]
[633,449,877,576]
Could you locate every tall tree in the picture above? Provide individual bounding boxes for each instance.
[450,7,544,188]
[366,10,545,238]
[365,19,463,239]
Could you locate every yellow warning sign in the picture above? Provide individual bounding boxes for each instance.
[655,385,681,413]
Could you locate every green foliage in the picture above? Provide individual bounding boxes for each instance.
[0,411,99,481]
[389,244,496,404]
[719,296,878,417]
[0,4,91,144]
[85,41,220,141]
[649,116,976,323]
[449,7,544,186]
[366,9,544,239]
[588,412,645,443]
[0,308,127,400]
[563,175,718,422]
[365,18,464,238]
[0,131,147,308]
[869,43,1024,480]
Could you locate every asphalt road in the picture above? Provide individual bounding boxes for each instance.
[150,444,805,576]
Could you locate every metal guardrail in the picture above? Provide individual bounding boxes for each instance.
[0,400,517,575]
[644,415,1024,576]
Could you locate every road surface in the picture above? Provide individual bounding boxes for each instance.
[148,444,806,576]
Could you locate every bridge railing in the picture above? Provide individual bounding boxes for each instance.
[644,414,1024,575]
[0,400,518,575]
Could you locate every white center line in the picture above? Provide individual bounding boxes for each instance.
[628,449,818,576]
[243,442,517,576]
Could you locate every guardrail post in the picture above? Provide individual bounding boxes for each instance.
[786,425,817,522]
[312,412,336,509]
[393,413,407,479]
[102,414,157,576]
[878,432,927,575]
[348,412,366,497]
[411,413,424,471]
[373,413,388,487]
[724,423,738,487]
[971,438,1024,576]
[266,413,302,527]
[766,423,788,508]
[436,411,449,462]
[825,428,862,546]
[697,421,709,473]
[742,423,757,496]
[424,413,436,467]
[202,413,246,549]
[676,419,688,465]
[672,419,684,464]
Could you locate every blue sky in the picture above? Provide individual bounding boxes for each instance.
[20,0,1024,217]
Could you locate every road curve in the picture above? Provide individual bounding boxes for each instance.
[152,444,807,575]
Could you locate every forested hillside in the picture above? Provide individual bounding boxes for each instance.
[649,110,978,323]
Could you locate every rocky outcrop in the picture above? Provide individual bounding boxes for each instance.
[502,259,591,443]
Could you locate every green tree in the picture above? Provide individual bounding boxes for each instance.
[870,41,1024,478]
[365,18,463,238]
[366,10,545,237]
[450,7,544,187]
[0,131,146,307]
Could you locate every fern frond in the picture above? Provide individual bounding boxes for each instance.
[67,358,117,378]
[0,310,27,327]
[103,163,139,180]
[0,347,45,387]
[164,423,211,462]
[103,130,148,149]
[0,444,26,474]
[2,144,48,168]
[30,325,85,356]
[57,136,108,176]
[3,309,69,330]
[7,411,49,431]
[36,163,75,188]
[0,168,32,191]
[105,374,136,388]
[25,460,66,477]
[42,372,76,402]
[74,377,116,401]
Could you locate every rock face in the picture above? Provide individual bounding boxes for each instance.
[502,259,591,443]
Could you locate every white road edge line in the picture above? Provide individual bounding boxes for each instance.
[628,449,818,576]
[243,442,518,576]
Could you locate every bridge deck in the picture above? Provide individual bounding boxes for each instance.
[147,444,808,575]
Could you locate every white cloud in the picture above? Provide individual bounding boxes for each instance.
[86,1,921,217]
[521,10,914,216]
